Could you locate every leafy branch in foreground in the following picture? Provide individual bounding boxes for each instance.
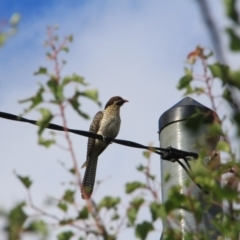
[0,13,21,47]
[0,202,48,240]
[14,26,164,240]
[11,147,162,239]
[16,26,114,239]
[173,45,240,239]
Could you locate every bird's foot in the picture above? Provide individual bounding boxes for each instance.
[102,135,107,141]
[102,135,112,144]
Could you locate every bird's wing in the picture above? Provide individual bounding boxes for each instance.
[81,111,103,168]
[88,110,104,155]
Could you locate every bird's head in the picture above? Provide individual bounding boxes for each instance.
[104,96,128,109]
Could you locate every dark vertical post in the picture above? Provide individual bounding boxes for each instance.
[159,97,222,238]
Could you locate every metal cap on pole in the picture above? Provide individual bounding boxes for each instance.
[159,97,222,238]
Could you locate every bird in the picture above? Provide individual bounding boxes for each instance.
[81,96,128,199]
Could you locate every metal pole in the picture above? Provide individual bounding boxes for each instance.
[159,97,222,238]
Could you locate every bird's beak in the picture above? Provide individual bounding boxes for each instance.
[116,99,129,106]
[121,99,128,105]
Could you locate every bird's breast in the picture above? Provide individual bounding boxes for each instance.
[97,113,121,139]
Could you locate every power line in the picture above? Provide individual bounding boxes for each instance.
[0,111,198,161]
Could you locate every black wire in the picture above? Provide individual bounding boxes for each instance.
[0,111,198,160]
[177,158,207,193]
[176,159,192,177]
[183,158,191,170]
[0,111,206,191]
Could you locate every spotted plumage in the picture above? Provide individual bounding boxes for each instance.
[81,96,128,199]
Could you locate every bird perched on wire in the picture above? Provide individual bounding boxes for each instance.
[81,96,128,199]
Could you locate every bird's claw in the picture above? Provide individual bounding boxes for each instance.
[102,135,107,141]
[102,135,112,144]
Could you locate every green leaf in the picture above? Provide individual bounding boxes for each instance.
[150,202,161,221]
[142,151,150,159]
[5,202,27,240]
[68,88,101,118]
[62,74,87,86]
[111,213,120,221]
[16,174,32,189]
[184,67,192,76]
[177,75,192,90]
[57,231,74,240]
[127,207,138,225]
[224,0,239,24]
[131,197,144,207]
[135,221,154,240]
[47,78,64,102]
[209,65,240,89]
[146,172,155,181]
[34,67,48,75]
[98,196,120,210]
[62,47,69,52]
[208,122,223,136]
[19,85,45,113]
[58,202,68,212]
[10,13,21,26]
[0,34,6,47]
[25,220,48,237]
[81,89,101,106]
[38,137,55,147]
[127,198,144,225]
[191,87,205,95]
[183,85,194,95]
[125,181,146,194]
[222,88,237,108]
[166,186,189,208]
[68,35,73,42]
[59,219,74,225]
[226,28,240,51]
[164,173,171,182]
[68,90,89,119]
[191,201,203,223]
[37,108,53,135]
[216,141,230,152]
[229,70,240,88]
[77,207,88,219]
[185,111,207,131]
[63,190,75,203]
[208,63,229,82]
[216,185,238,201]
[213,215,240,238]
[136,164,145,172]
[69,168,75,174]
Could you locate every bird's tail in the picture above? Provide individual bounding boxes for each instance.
[81,154,98,199]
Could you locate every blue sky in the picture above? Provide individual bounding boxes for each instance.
[1,0,88,19]
[0,0,227,239]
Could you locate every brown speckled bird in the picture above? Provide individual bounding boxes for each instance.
[81,96,128,199]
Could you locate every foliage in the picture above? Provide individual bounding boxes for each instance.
[0,13,20,47]
[173,45,240,239]
[0,202,48,240]
[224,0,240,51]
